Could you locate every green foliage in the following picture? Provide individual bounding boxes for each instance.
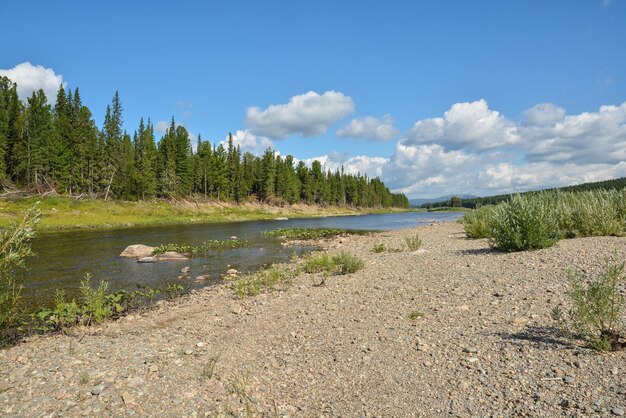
[33,281,184,333]
[301,251,364,275]
[467,190,626,251]
[462,205,495,239]
[404,234,422,251]
[234,265,294,299]
[0,203,40,342]
[264,228,358,240]
[409,310,424,320]
[153,239,249,255]
[488,193,560,251]
[373,243,386,253]
[558,255,625,351]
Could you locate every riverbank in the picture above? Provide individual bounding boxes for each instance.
[1,223,625,416]
[0,196,417,231]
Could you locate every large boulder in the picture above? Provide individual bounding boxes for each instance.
[155,251,189,261]
[120,244,155,258]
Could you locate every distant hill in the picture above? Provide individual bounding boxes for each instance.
[422,177,626,209]
[409,194,478,207]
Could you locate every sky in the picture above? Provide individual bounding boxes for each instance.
[1,0,625,198]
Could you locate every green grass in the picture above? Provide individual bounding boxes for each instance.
[264,227,370,240]
[234,265,295,299]
[373,243,386,253]
[152,239,249,255]
[301,251,364,275]
[404,234,422,251]
[0,196,406,231]
[408,310,424,320]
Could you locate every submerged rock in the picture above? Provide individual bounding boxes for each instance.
[274,217,289,221]
[155,251,189,261]
[120,244,155,258]
[137,256,157,263]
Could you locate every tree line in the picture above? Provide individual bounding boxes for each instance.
[0,78,408,208]
[422,177,626,209]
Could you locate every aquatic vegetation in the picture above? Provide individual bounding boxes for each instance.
[264,228,351,240]
[152,239,249,255]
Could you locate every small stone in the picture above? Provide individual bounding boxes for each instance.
[511,317,528,326]
[184,349,193,355]
[458,304,470,311]
[91,385,105,396]
[564,376,574,384]
[149,365,158,373]
[0,382,12,393]
[122,392,135,405]
[181,266,190,273]
[17,356,28,364]
[231,306,242,315]
[129,376,144,386]
[493,292,504,297]
[417,343,428,352]
[226,268,239,275]
[196,342,205,348]
[464,346,478,354]
[612,407,625,416]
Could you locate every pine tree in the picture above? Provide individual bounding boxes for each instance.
[134,118,158,198]
[174,124,191,196]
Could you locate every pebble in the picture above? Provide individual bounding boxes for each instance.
[464,347,478,354]
[90,385,105,396]
[613,407,625,416]
[122,392,135,405]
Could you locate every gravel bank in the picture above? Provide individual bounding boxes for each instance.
[1,223,625,417]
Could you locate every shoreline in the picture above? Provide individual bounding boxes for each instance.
[0,196,420,232]
[1,223,624,416]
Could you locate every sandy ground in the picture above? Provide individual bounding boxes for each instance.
[1,222,625,417]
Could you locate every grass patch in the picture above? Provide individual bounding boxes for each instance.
[408,310,424,320]
[200,353,221,381]
[264,228,351,240]
[153,239,249,255]
[234,265,295,299]
[404,234,422,251]
[373,243,386,253]
[0,196,403,231]
[301,251,364,275]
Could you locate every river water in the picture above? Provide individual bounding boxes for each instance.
[23,211,463,308]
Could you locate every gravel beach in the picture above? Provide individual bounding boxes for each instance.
[1,222,625,417]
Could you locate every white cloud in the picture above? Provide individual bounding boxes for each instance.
[405,99,519,151]
[336,114,398,141]
[0,62,65,102]
[523,103,565,126]
[223,130,274,155]
[246,90,354,139]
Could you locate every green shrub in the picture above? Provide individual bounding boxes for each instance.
[408,310,424,320]
[333,251,364,274]
[373,243,386,253]
[463,205,494,239]
[488,193,560,251]
[301,253,336,274]
[404,234,422,251]
[558,254,625,351]
[0,203,40,342]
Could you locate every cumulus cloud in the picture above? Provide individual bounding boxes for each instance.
[0,62,65,102]
[336,114,398,141]
[523,103,565,126]
[223,130,275,154]
[354,99,626,197]
[405,99,519,151]
[246,90,354,139]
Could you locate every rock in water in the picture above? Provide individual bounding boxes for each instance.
[226,268,239,275]
[120,244,155,258]
[155,251,189,261]
[137,256,157,263]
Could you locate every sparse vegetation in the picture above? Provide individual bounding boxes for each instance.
[553,254,625,351]
[373,243,386,253]
[404,234,422,251]
[264,228,354,240]
[409,310,424,320]
[234,265,295,299]
[153,239,249,256]
[301,251,364,275]
[200,353,221,381]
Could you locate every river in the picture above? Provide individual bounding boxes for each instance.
[23,210,463,308]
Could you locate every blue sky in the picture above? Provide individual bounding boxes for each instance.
[1,0,625,197]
